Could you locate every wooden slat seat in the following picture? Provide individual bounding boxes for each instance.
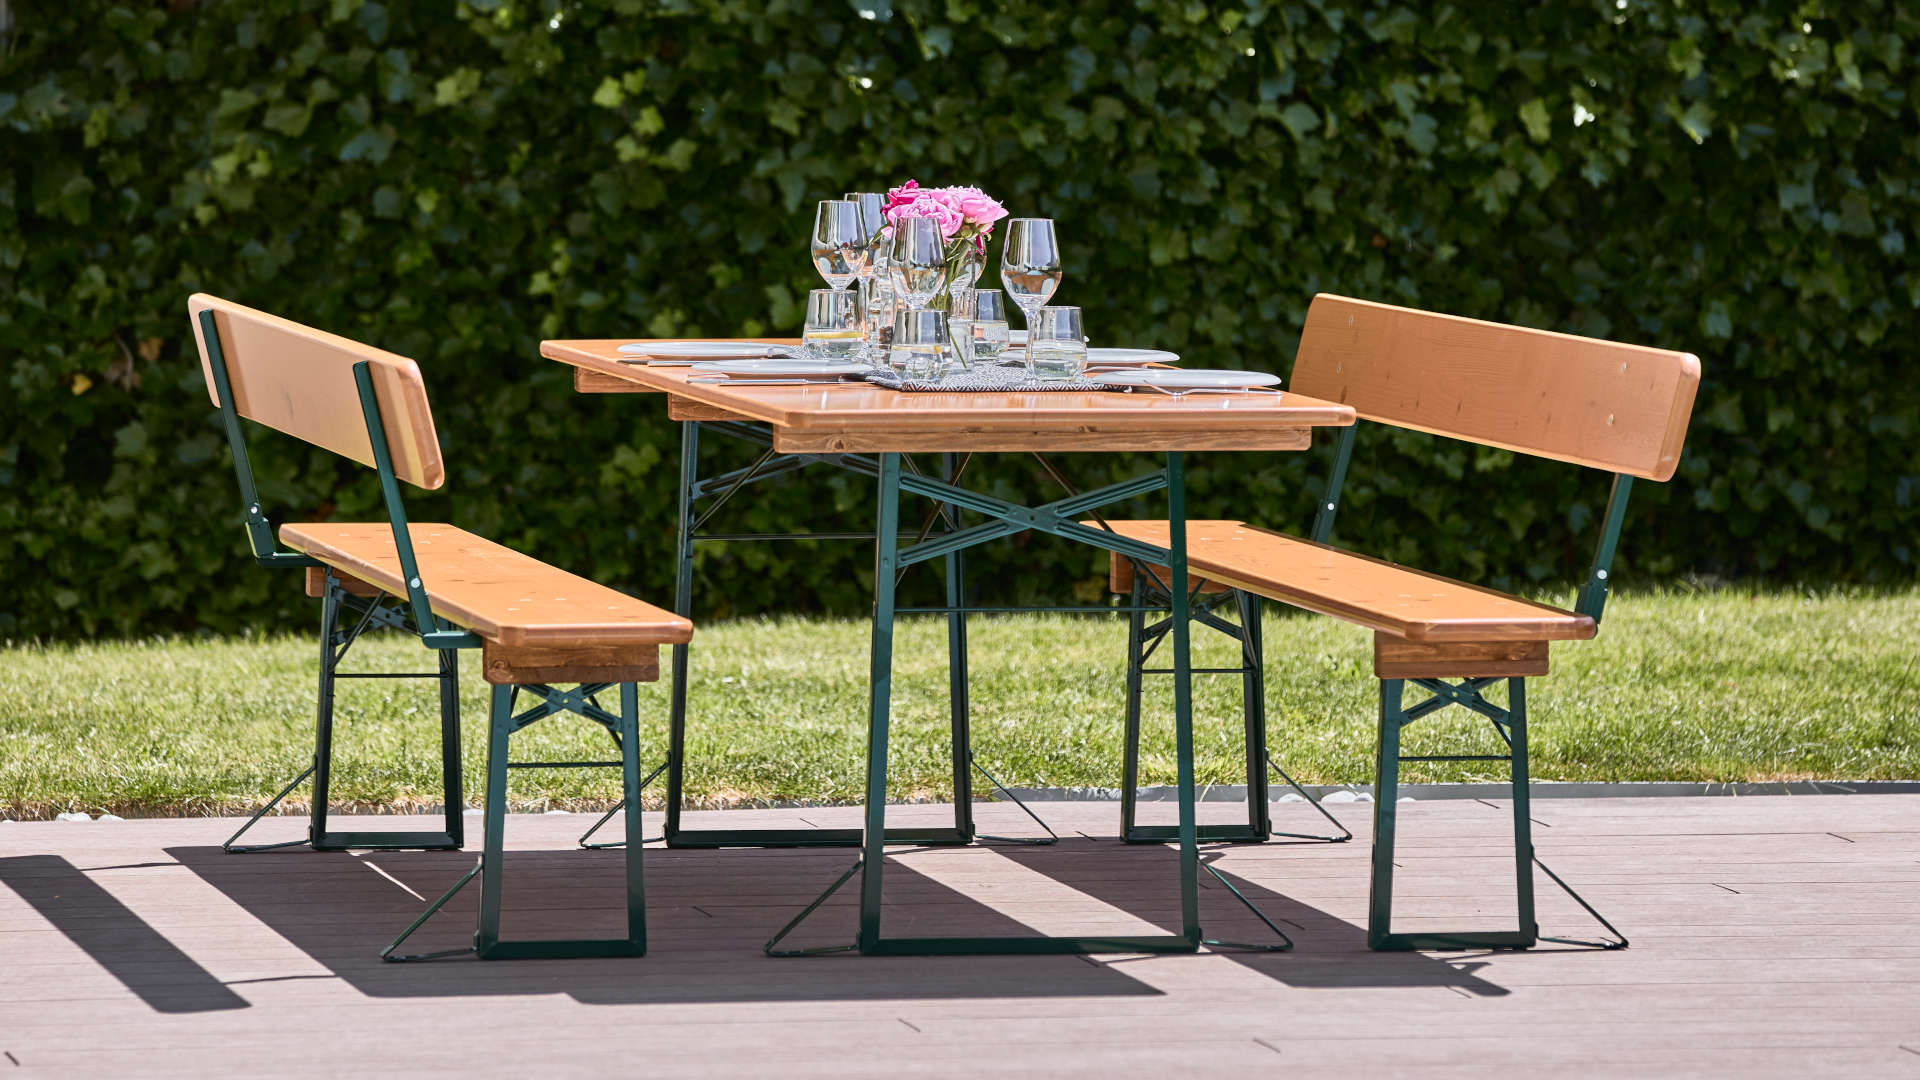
[282,522,692,648]
[283,522,692,686]
[1101,520,1592,644]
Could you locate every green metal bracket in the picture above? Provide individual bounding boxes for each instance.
[1575,472,1634,623]
[199,309,320,570]
[350,361,479,652]
[1309,424,1358,544]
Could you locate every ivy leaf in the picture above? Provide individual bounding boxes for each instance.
[339,128,395,164]
[435,68,483,107]
[262,102,311,136]
[1518,98,1551,143]
[1279,102,1319,140]
[590,76,624,109]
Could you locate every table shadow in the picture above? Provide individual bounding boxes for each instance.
[165,843,1158,1006]
[997,837,1513,997]
[0,854,250,1014]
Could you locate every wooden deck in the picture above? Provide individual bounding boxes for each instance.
[2,795,1916,1077]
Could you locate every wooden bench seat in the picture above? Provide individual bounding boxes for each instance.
[1102,520,1593,643]
[283,522,693,685]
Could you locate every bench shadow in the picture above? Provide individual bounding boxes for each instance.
[165,844,1158,1005]
[0,854,250,1014]
[999,837,1512,997]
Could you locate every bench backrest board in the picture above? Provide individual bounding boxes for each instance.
[188,294,446,490]
[1290,294,1700,482]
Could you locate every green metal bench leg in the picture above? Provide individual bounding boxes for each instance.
[230,576,465,854]
[1237,591,1273,836]
[1367,678,1407,949]
[1120,575,1147,839]
[1509,678,1539,943]
[385,682,647,962]
[309,582,342,847]
[1369,676,1543,951]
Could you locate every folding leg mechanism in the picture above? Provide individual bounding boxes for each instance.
[224,575,464,854]
[384,681,648,961]
[1369,676,1626,952]
[1120,576,1350,845]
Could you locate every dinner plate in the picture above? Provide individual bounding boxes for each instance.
[617,341,793,361]
[689,358,869,379]
[1092,368,1281,391]
[1085,347,1180,367]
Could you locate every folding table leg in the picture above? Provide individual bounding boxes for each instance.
[857,452,904,952]
[943,451,975,840]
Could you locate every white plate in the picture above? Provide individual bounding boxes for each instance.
[1093,368,1281,391]
[1085,347,1179,367]
[618,341,790,360]
[689,358,869,379]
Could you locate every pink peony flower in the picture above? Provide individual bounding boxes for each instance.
[878,181,1006,241]
[947,186,1008,230]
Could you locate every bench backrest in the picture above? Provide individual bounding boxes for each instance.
[1290,294,1700,482]
[188,294,445,489]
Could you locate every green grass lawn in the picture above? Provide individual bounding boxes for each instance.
[2,586,1916,819]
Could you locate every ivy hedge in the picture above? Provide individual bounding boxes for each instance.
[3,0,1916,637]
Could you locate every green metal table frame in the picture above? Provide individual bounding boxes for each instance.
[756,447,1292,956]
[606,419,1094,852]
[204,310,652,960]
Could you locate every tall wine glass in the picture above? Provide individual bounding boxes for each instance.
[845,192,890,363]
[888,216,945,309]
[812,200,867,291]
[999,218,1062,330]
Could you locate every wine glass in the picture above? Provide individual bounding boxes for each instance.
[844,192,890,362]
[812,200,867,291]
[888,216,945,310]
[1000,218,1062,330]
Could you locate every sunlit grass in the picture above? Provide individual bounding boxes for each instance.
[2,586,1915,818]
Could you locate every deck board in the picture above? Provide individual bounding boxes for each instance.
[2,796,1917,1077]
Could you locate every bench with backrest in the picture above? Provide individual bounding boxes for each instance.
[1103,293,1699,951]
[191,294,692,961]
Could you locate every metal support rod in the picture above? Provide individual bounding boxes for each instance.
[1310,423,1358,544]
[351,361,477,651]
[199,308,316,569]
[1576,472,1635,622]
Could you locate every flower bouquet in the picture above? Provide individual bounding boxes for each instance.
[882,180,1009,312]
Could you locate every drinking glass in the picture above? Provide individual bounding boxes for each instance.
[812,200,867,291]
[1000,218,1062,329]
[890,308,948,381]
[888,216,945,310]
[968,289,1011,363]
[1026,306,1086,381]
[802,289,862,359]
[844,192,891,362]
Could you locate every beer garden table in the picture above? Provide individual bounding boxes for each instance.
[541,339,1357,956]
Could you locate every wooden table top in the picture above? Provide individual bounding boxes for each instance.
[542,339,1355,454]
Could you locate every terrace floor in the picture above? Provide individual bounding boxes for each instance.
[2,795,1916,1078]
